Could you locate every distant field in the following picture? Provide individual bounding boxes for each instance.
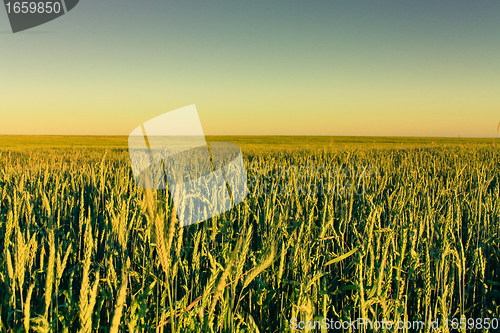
[0,135,496,150]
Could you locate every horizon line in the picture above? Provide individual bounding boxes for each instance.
[0,134,498,139]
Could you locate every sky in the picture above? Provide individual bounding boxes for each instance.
[0,0,499,137]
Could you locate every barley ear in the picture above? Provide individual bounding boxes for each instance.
[45,230,56,318]
[109,258,130,333]
[24,283,35,332]
[242,244,276,291]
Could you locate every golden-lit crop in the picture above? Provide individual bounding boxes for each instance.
[0,138,499,332]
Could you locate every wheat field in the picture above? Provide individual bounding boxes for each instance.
[0,136,499,332]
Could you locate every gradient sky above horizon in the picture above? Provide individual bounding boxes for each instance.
[1,0,499,136]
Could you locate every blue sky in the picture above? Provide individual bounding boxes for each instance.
[1,0,499,136]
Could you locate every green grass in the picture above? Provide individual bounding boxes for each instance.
[0,136,499,332]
